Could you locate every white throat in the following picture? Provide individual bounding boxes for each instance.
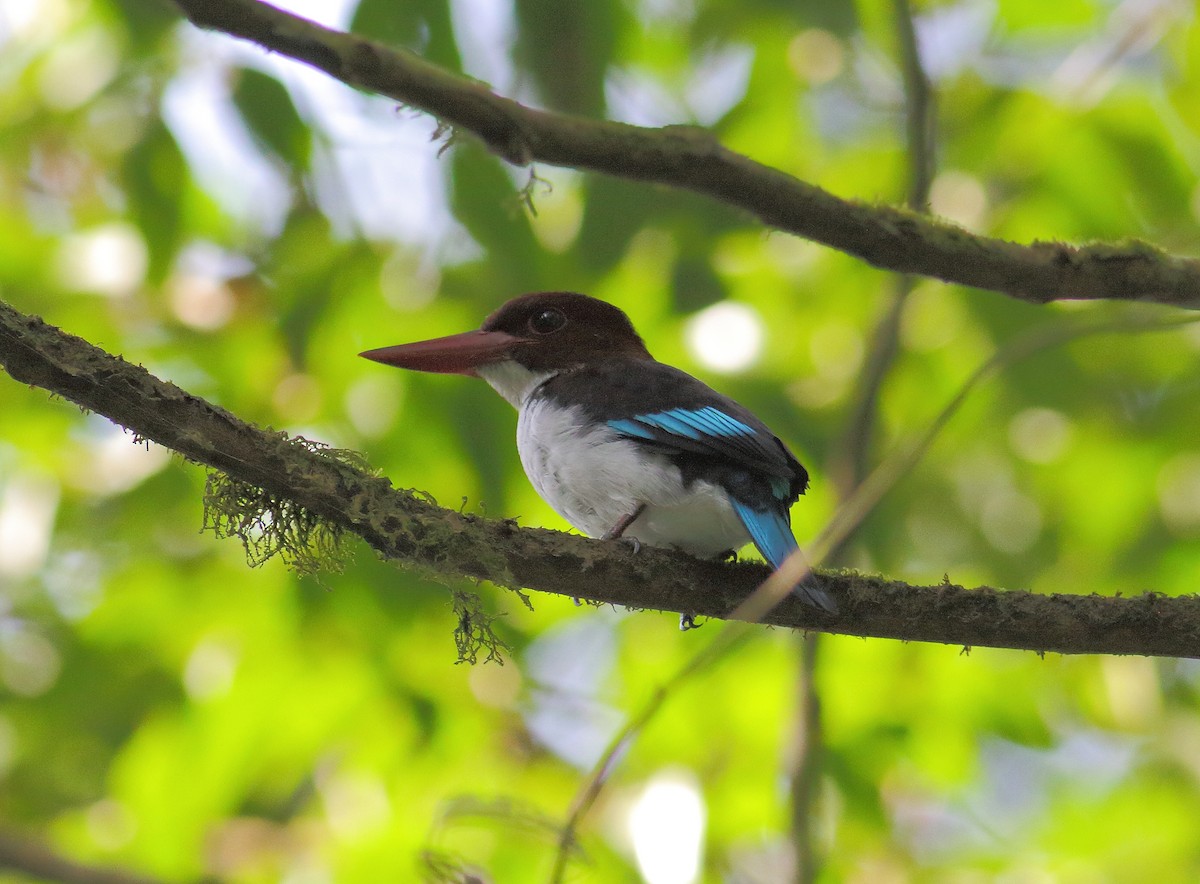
[476,360,555,409]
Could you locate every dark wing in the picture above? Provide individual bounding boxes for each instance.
[543,360,834,613]
[545,360,808,504]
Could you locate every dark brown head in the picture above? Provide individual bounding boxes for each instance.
[359,292,653,375]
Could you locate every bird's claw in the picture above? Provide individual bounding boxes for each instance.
[679,613,701,631]
[601,505,645,549]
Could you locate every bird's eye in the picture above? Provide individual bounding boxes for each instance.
[528,309,567,335]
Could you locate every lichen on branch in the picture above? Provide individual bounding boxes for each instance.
[203,467,350,575]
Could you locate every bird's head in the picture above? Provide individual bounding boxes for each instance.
[359,292,653,377]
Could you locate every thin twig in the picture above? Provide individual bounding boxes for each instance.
[895,0,935,213]
[545,629,753,884]
[789,634,823,884]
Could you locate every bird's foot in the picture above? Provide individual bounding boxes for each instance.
[679,612,702,631]
[602,505,646,545]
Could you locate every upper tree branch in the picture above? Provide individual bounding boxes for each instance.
[2,299,1198,657]
[167,0,1200,309]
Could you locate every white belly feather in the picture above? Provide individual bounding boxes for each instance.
[516,397,750,558]
[476,359,750,558]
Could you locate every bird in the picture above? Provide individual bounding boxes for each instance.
[360,292,836,621]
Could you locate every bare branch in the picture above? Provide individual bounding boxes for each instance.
[166,0,1200,309]
[895,0,936,214]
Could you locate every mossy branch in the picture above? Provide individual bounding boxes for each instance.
[168,0,1200,309]
[2,298,1200,657]
[204,458,352,575]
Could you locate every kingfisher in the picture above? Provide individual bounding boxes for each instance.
[360,292,836,620]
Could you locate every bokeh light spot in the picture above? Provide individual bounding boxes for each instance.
[901,282,968,353]
[273,373,324,424]
[183,639,238,701]
[68,424,171,496]
[345,374,403,439]
[629,769,706,884]
[57,223,148,298]
[319,771,393,840]
[685,301,764,374]
[0,472,59,579]
[1008,407,1073,464]
[929,170,989,229]
[86,799,138,851]
[1157,452,1200,535]
[169,273,237,331]
[980,490,1043,554]
[0,627,61,697]
[469,658,523,709]
[38,26,118,109]
[787,29,845,85]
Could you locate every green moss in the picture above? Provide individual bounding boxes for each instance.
[203,436,516,663]
[200,437,359,576]
[202,469,351,577]
[451,588,510,665]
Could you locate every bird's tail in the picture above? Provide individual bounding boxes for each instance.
[731,501,838,614]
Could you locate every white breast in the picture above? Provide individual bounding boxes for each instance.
[515,396,750,559]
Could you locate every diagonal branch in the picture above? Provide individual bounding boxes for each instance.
[0,828,169,884]
[166,0,1200,309]
[2,298,1199,657]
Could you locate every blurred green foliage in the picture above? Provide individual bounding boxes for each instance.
[2,0,1200,881]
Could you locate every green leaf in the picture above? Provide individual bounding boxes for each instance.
[231,68,311,170]
[351,0,463,70]
[122,120,187,284]
[449,146,543,292]
[513,0,625,115]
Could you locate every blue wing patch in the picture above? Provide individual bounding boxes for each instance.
[607,406,799,498]
[607,407,755,442]
[731,499,837,613]
[606,418,657,440]
[663,407,755,438]
[644,410,701,440]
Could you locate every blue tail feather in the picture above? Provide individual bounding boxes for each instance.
[730,501,837,614]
